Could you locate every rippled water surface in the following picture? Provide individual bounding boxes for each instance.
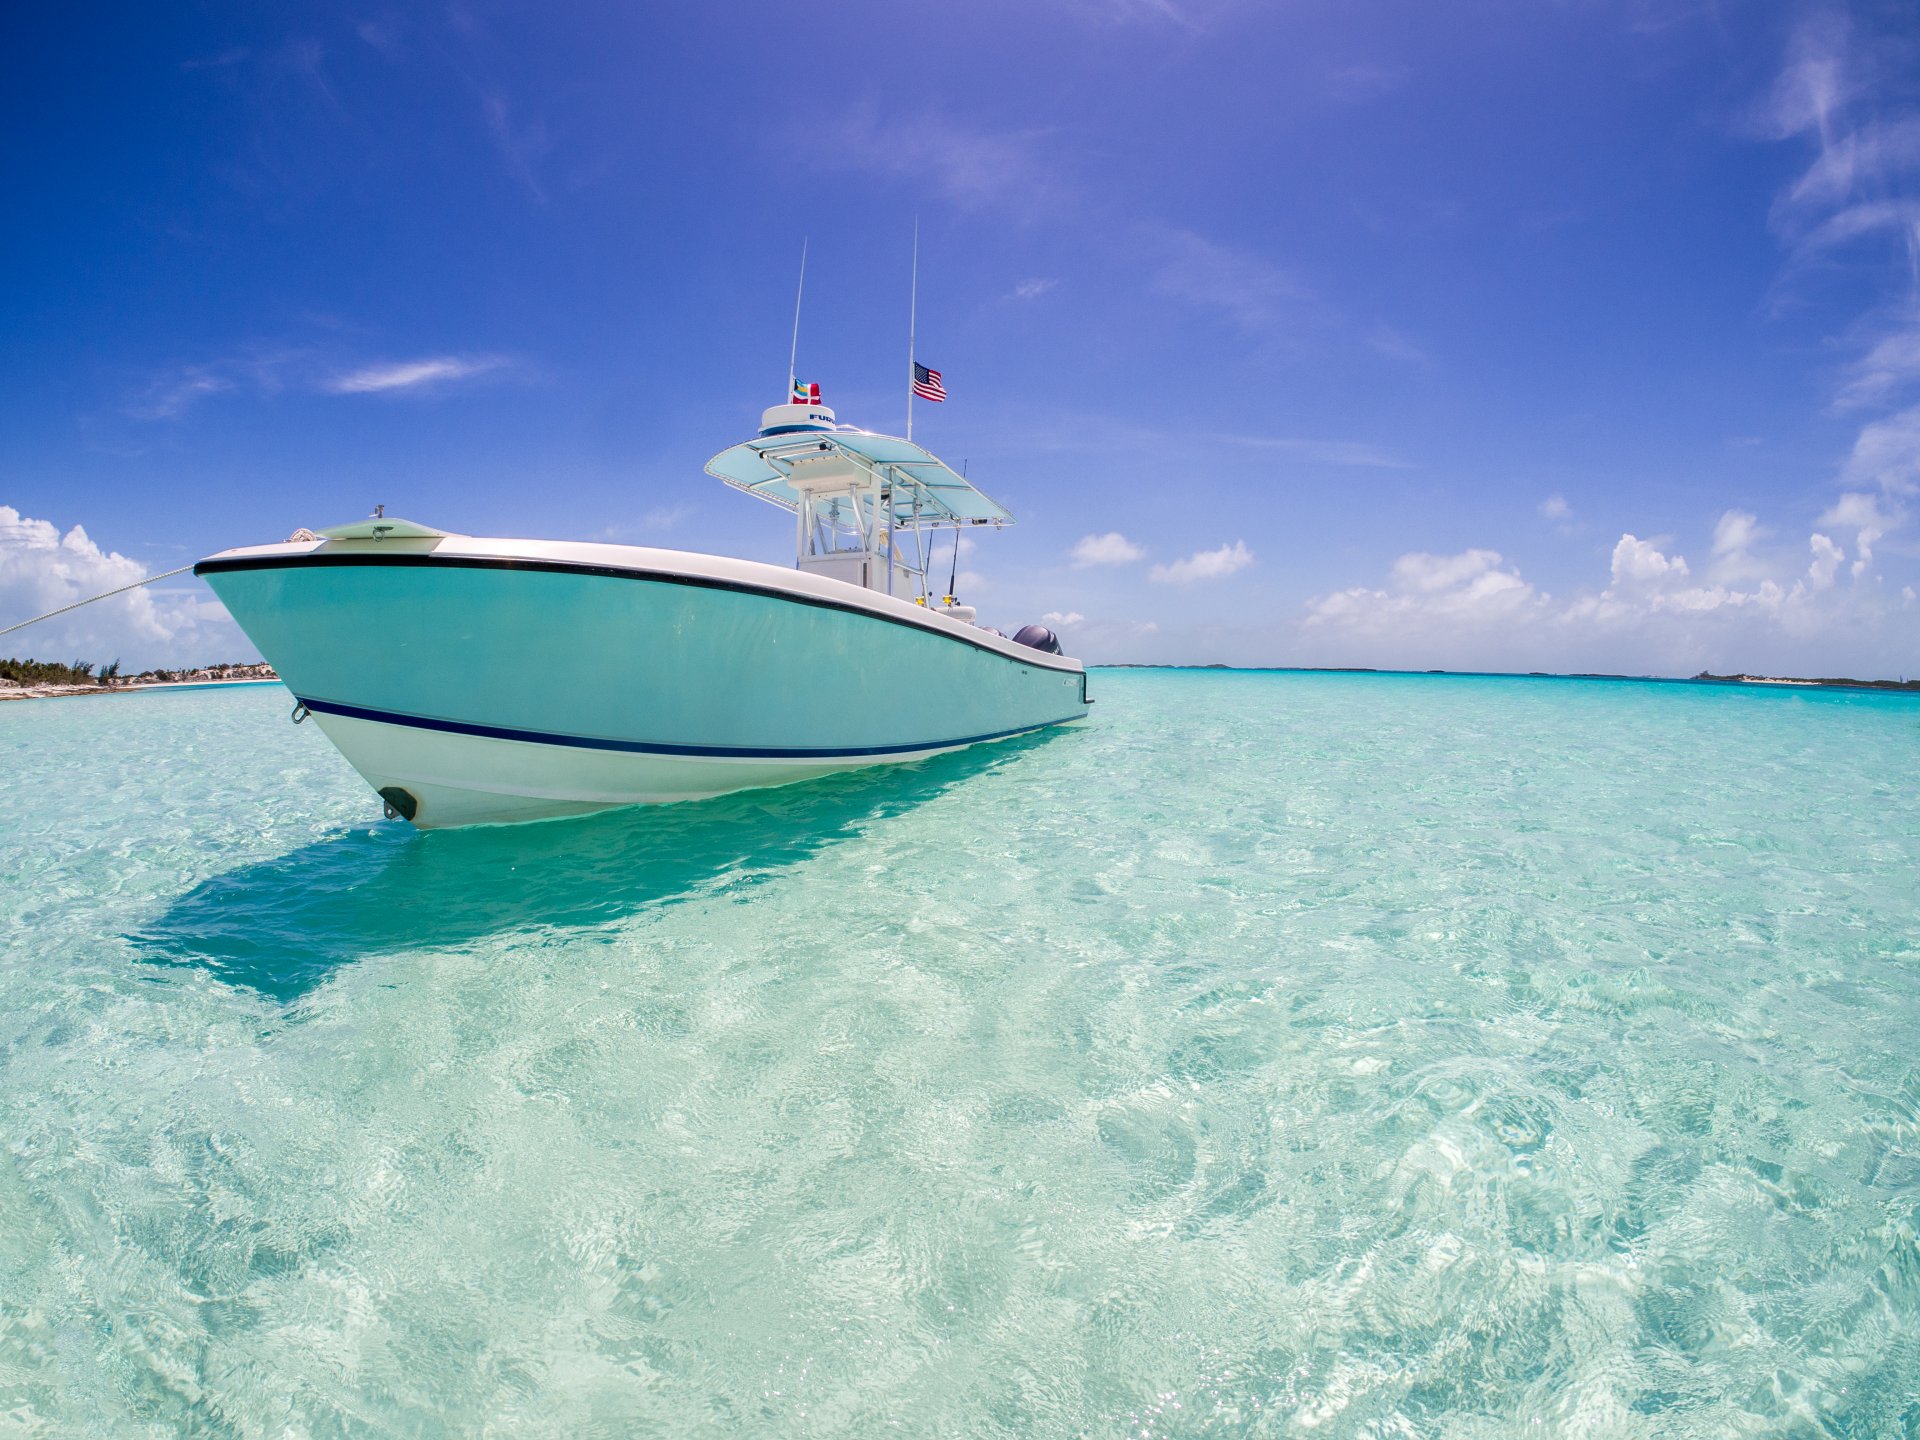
[3,672,1918,1436]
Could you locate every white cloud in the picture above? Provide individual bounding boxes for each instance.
[1711,509,1763,557]
[1040,611,1085,627]
[324,356,505,395]
[1807,532,1845,589]
[1070,532,1146,567]
[1308,550,1540,640]
[1392,548,1511,594]
[1539,494,1572,520]
[0,505,249,670]
[1820,491,1897,576]
[1610,534,1689,586]
[1012,278,1057,301]
[1298,520,1916,678]
[1149,540,1253,585]
[1705,509,1777,583]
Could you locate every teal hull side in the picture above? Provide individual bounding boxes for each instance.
[205,562,1087,752]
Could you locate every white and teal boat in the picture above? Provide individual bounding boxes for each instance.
[197,393,1090,827]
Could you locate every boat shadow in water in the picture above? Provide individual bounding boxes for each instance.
[136,734,1061,1001]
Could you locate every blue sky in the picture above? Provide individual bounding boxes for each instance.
[3,0,1918,675]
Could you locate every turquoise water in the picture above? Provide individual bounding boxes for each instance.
[2,672,1917,1436]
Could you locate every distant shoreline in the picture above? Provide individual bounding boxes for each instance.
[1089,664,1920,694]
[0,662,278,703]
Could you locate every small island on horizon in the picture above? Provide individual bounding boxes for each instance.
[1089,663,1920,692]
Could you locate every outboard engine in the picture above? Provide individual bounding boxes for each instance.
[1012,623,1062,655]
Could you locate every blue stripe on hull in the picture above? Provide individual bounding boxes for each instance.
[301,696,1082,759]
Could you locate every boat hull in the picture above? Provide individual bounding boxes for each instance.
[197,537,1089,827]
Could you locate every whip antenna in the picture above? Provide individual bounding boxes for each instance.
[787,238,808,397]
[906,218,918,440]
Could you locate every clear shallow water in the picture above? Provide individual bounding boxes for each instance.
[2,672,1918,1437]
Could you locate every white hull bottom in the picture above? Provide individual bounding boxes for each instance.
[312,711,1081,828]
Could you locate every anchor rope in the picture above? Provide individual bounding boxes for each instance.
[0,565,195,640]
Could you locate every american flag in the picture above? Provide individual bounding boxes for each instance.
[912,361,946,403]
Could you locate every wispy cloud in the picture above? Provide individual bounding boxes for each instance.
[1539,494,1572,521]
[1212,433,1411,468]
[1760,17,1920,287]
[323,355,506,395]
[124,345,310,420]
[180,46,251,72]
[1150,229,1316,334]
[1750,12,1920,599]
[1777,117,1920,221]
[833,108,1066,218]
[1364,324,1428,365]
[127,370,237,421]
[441,6,554,202]
[480,89,551,203]
[276,37,342,112]
[600,505,694,542]
[355,18,405,58]
[126,347,512,416]
[1053,0,1206,31]
[1012,277,1058,301]
[1835,318,1920,410]
[1071,532,1147,567]
[1150,540,1253,585]
[1324,64,1409,104]
[642,504,691,532]
[1840,402,1920,495]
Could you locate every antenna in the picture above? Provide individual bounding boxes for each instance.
[906,217,919,441]
[946,459,967,601]
[787,238,808,398]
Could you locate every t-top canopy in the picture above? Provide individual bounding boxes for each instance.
[705,428,1013,527]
